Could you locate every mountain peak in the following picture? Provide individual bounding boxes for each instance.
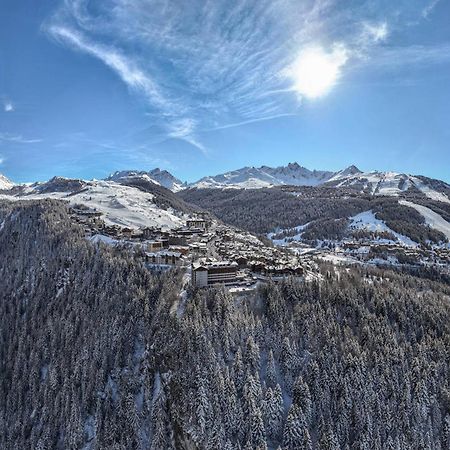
[0,173,14,190]
[106,169,184,192]
[340,165,362,176]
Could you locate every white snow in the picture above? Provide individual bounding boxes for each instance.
[188,164,450,202]
[350,210,418,247]
[334,171,450,202]
[107,169,185,192]
[410,177,450,204]
[5,180,186,230]
[189,163,336,189]
[399,200,450,242]
[89,234,119,245]
[0,174,14,190]
[267,223,309,246]
[336,171,412,196]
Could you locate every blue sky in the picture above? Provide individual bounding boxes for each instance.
[1,0,449,183]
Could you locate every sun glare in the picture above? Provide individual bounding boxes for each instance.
[288,45,349,99]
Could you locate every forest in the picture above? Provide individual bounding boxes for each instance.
[179,187,448,245]
[0,199,449,449]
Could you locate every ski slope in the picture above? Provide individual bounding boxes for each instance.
[350,210,418,247]
[3,181,186,230]
[399,200,450,241]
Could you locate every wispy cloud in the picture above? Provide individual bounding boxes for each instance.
[422,0,441,18]
[44,0,447,152]
[0,155,4,165]
[366,44,450,70]
[0,133,42,144]
[48,25,171,111]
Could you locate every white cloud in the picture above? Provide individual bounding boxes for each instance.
[3,102,14,112]
[422,0,441,18]
[0,133,42,144]
[362,22,389,44]
[0,155,4,165]
[48,26,172,111]
[44,0,445,151]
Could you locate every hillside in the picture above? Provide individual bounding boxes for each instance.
[179,185,450,247]
[1,176,199,230]
[1,199,449,449]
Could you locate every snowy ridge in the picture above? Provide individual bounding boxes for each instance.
[0,173,14,190]
[187,163,450,204]
[107,169,185,192]
[1,179,186,230]
[189,162,339,189]
[330,171,450,202]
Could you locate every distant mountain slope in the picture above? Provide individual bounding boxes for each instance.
[179,185,450,246]
[0,173,14,190]
[1,176,198,230]
[107,169,185,192]
[189,162,340,189]
[187,162,450,203]
[326,171,450,202]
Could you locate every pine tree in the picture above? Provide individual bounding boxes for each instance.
[292,376,312,425]
[318,425,340,450]
[282,405,309,450]
[266,349,278,389]
[264,384,284,442]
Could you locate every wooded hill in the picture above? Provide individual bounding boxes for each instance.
[0,200,449,449]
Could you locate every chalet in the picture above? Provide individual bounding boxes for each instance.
[146,251,181,265]
[168,234,188,246]
[147,240,164,252]
[192,260,238,287]
[188,242,208,255]
[122,228,134,238]
[186,219,210,230]
[70,207,102,217]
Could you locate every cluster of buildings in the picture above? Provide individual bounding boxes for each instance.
[212,225,304,276]
[70,206,309,289]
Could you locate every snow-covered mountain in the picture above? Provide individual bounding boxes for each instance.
[0,173,14,190]
[106,169,185,192]
[186,163,450,203]
[189,162,340,189]
[0,177,194,230]
[326,171,450,203]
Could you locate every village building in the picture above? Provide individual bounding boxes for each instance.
[146,250,182,266]
[186,219,210,230]
[192,260,239,287]
[147,240,165,252]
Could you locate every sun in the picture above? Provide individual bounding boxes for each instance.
[288,45,349,99]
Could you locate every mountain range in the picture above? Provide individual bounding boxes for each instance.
[1,162,449,204]
[106,168,186,192]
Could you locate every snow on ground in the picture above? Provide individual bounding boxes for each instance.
[410,177,450,204]
[6,181,186,230]
[350,210,418,247]
[336,171,411,195]
[399,200,450,241]
[267,223,309,246]
[89,234,120,245]
[0,174,14,190]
